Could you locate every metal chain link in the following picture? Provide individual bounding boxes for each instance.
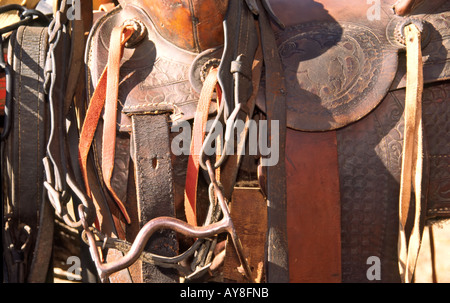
[42,0,96,230]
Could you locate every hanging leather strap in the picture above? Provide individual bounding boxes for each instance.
[78,67,107,197]
[184,67,219,226]
[257,0,289,282]
[3,25,53,283]
[78,24,135,224]
[286,130,342,282]
[81,22,180,282]
[0,57,5,116]
[101,25,135,224]
[127,113,179,283]
[398,23,424,283]
[216,0,262,201]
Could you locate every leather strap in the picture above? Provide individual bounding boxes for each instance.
[217,0,263,201]
[79,68,107,197]
[286,130,342,282]
[398,23,424,283]
[257,0,289,282]
[218,0,259,120]
[101,25,135,224]
[129,113,178,283]
[220,43,263,200]
[3,25,53,283]
[63,0,92,116]
[223,187,267,282]
[184,67,219,226]
[79,24,135,224]
[78,24,137,282]
[429,226,437,283]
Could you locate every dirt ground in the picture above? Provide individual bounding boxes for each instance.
[414,220,450,282]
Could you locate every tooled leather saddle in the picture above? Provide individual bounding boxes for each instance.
[2,0,450,283]
[78,0,450,283]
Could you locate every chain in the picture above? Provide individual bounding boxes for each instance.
[42,0,96,229]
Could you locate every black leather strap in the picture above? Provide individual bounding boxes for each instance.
[129,113,179,282]
[257,0,289,283]
[218,0,259,120]
[3,25,53,283]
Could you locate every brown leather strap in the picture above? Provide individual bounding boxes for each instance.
[286,130,342,282]
[429,226,438,283]
[79,68,107,197]
[219,25,264,201]
[0,61,5,115]
[398,23,424,283]
[219,11,263,200]
[257,0,289,282]
[184,67,219,226]
[78,24,135,224]
[129,114,178,283]
[63,0,92,116]
[102,25,135,224]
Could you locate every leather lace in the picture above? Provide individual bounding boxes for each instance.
[79,24,136,224]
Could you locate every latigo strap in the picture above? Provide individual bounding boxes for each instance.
[79,25,135,224]
[184,68,220,227]
[3,25,53,283]
[398,23,425,283]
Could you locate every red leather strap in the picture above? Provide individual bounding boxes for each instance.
[184,67,220,226]
[286,129,342,282]
[78,68,107,197]
[78,25,135,224]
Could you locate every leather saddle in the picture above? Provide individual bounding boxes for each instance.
[79,0,450,283]
[258,0,450,283]
[3,0,447,283]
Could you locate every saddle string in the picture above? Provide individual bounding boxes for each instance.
[429,226,438,283]
[78,24,136,224]
[101,25,136,225]
[184,67,221,227]
[398,23,424,283]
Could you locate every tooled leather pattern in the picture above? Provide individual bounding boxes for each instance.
[337,91,403,282]
[274,21,395,131]
[391,1,450,89]
[338,81,450,282]
[422,83,450,218]
[118,57,198,132]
